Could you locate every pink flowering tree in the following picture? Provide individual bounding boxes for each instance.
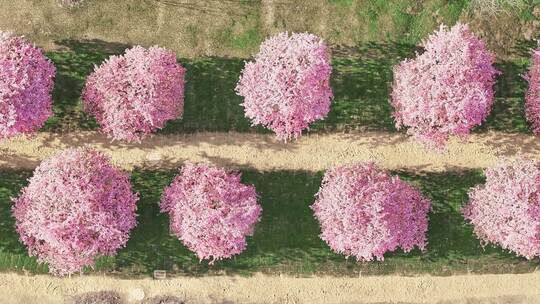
[160,163,262,263]
[236,32,333,141]
[391,23,499,150]
[83,46,185,142]
[12,147,139,276]
[462,157,540,259]
[525,48,540,133]
[0,33,56,139]
[311,162,431,261]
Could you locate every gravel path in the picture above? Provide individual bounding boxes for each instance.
[0,131,537,172]
[1,272,540,304]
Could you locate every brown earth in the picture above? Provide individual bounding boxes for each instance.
[1,0,539,59]
[1,272,540,304]
[0,131,537,172]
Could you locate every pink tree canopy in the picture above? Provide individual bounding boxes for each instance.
[160,163,262,263]
[311,162,431,261]
[525,48,540,133]
[12,147,139,276]
[83,45,185,142]
[0,33,56,139]
[391,23,498,150]
[462,157,540,259]
[236,32,333,141]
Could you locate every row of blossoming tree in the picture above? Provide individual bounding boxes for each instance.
[1,23,540,148]
[11,147,540,276]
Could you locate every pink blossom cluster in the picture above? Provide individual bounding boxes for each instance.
[391,23,498,149]
[236,32,333,141]
[462,157,540,259]
[0,33,55,139]
[525,48,540,133]
[160,163,262,263]
[82,46,185,142]
[311,162,431,261]
[12,147,139,276]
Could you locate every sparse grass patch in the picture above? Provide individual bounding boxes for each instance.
[469,0,529,15]
[232,28,262,51]
[356,0,468,45]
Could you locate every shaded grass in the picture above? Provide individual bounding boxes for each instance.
[1,168,539,277]
[42,39,535,136]
[0,171,48,273]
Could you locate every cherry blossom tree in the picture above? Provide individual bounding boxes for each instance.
[463,157,540,259]
[12,147,139,275]
[160,163,262,263]
[0,33,55,139]
[391,23,498,150]
[236,32,333,141]
[83,45,185,142]
[312,162,431,261]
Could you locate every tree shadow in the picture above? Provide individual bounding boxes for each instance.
[0,130,298,172]
[42,39,419,136]
[473,60,530,133]
[385,169,538,276]
[0,147,42,169]
[511,39,538,59]
[474,39,539,133]
[43,38,537,136]
[311,42,418,133]
[0,170,48,273]
[0,170,31,255]
[1,168,539,277]
[113,168,539,277]
[43,39,131,132]
[160,57,263,134]
[479,132,540,156]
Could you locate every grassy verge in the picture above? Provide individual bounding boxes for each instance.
[1,169,539,277]
[43,39,532,136]
[5,0,538,58]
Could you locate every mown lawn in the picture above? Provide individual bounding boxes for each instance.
[42,38,532,136]
[1,169,539,277]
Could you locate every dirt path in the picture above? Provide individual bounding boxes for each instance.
[1,272,540,304]
[0,131,538,172]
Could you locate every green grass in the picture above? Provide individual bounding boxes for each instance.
[1,169,539,277]
[356,0,469,44]
[327,0,354,6]
[43,39,535,136]
[2,0,538,60]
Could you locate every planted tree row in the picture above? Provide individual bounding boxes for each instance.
[9,147,540,276]
[1,24,540,148]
